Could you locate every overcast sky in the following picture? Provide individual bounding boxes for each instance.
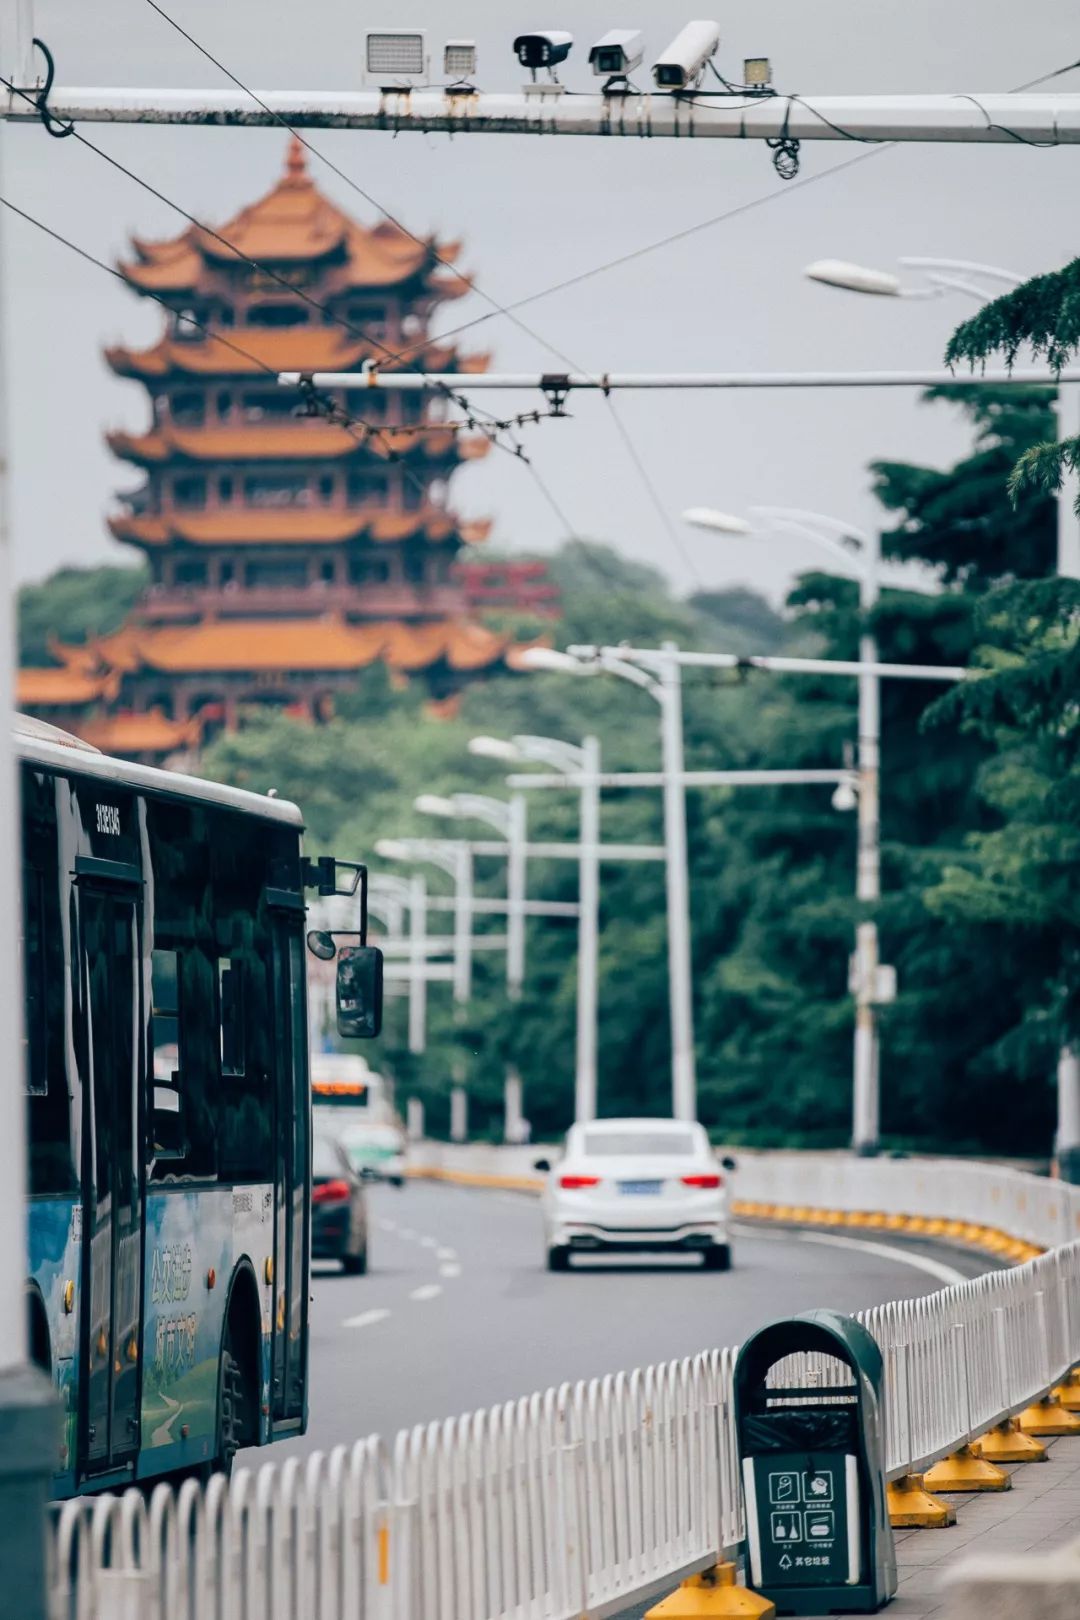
[1,0,1076,601]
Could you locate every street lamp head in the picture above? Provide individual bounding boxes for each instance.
[518,647,594,675]
[468,735,522,763]
[374,838,411,860]
[831,780,858,813]
[681,507,753,535]
[414,793,458,818]
[804,258,902,298]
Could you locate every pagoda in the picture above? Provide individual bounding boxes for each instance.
[19,139,532,761]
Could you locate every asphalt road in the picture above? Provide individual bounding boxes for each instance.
[244,1180,993,1465]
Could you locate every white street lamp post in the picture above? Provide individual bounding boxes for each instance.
[376,836,474,1004]
[521,647,697,1122]
[371,874,428,1056]
[684,506,886,1154]
[805,255,1080,1179]
[471,732,602,1125]
[416,791,528,1140]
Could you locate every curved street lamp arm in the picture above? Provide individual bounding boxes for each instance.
[899,255,1024,286]
[450,794,512,836]
[511,734,586,772]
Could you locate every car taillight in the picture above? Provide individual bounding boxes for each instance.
[682,1173,722,1189]
[559,1175,600,1190]
[313,1178,351,1204]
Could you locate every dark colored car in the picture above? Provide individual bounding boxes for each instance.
[311,1133,369,1274]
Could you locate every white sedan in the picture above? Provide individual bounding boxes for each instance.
[536,1118,735,1272]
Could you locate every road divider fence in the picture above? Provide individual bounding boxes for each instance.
[49,1154,1080,1620]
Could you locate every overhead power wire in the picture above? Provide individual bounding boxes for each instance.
[4,65,507,451]
[382,53,1080,367]
[137,0,600,533]
[135,8,1080,569]
[141,0,582,541]
[142,0,591,383]
[2,64,550,495]
[604,399,705,588]
[0,192,280,378]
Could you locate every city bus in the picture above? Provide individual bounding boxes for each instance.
[19,715,379,1497]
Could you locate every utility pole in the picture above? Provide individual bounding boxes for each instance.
[0,107,59,1620]
[852,531,883,1156]
[659,645,696,1122]
[575,737,601,1125]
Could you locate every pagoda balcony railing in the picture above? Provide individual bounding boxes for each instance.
[141,581,466,621]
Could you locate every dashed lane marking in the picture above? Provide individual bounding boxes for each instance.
[436,1247,457,1262]
[419,1235,438,1249]
[410,1284,443,1302]
[399,1228,418,1241]
[343,1308,392,1330]
[440,1263,462,1279]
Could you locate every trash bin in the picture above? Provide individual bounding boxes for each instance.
[733,1309,896,1615]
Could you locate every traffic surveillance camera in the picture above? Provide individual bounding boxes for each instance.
[589,29,644,82]
[652,19,720,91]
[514,30,573,81]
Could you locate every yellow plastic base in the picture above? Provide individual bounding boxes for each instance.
[1052,1379,1080,1413]
[924,1444,1011,1492]
[646,1563,775,1619]
[1018,1397,1080,1436]
[971,1419,1048,1463]
[887,1474,957,1528]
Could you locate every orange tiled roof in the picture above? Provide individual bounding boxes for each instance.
[119,139,468,298]
[72,617,522,676]
[16,665,111,707]
[108,509,489,547]
[75,708,202,756]
[106,423,488,466]
[104,329,485,380]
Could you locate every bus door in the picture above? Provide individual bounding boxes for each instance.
[270,912,310,1425]
[77,875,143,1475]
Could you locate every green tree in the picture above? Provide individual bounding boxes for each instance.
[945,260,1080,506]
[923,578,1080,1073]
[871,384,1057,585]
[18,563,147,666]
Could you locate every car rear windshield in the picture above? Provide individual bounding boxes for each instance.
[582,1130,697,1156]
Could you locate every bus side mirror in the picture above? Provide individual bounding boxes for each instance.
[336,945,384,1040]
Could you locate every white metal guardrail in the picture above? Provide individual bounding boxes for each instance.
[48,1156,1080,1620]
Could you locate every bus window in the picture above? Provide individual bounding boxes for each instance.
[218,957,245,1076]
[151,949,180,1079]
[146,798,217,1182]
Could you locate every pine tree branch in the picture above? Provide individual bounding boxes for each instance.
[944,259,1080,374]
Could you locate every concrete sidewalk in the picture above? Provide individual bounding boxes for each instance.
[884,1435,1080,1619]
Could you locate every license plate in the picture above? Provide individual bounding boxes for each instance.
[618,1180,662,1195]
